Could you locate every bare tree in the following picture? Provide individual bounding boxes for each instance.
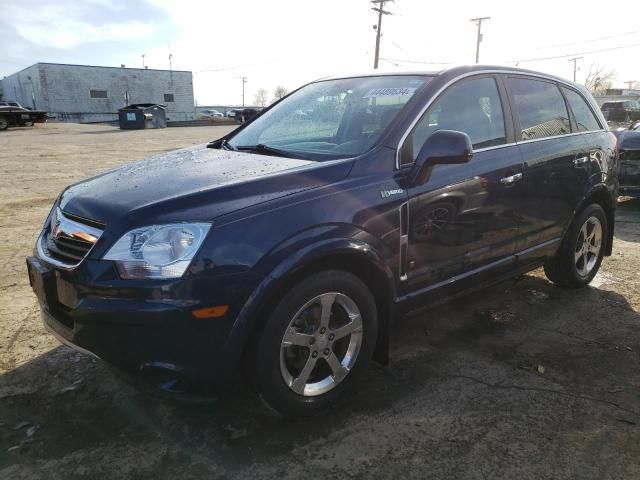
[584,64,616,96]
[253,88,268,107]
[272,86,289,102]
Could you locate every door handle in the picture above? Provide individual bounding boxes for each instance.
[500,172,523,185]
[573,156,589,166]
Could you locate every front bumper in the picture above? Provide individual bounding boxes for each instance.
[27,255,241,392]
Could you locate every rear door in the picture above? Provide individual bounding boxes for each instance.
[399,75,523,295]
[505,76,592,260]
[560,85,617,193]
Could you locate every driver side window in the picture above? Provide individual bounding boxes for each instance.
[401,77,506,166]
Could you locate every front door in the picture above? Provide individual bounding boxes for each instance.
[398,76,523,297]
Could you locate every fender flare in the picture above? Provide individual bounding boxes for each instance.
[221,236,396,363]
[566,182,617,256]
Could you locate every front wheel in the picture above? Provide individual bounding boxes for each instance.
[0,117,8,131]
[544,203,607,288]
[251,271,377,416]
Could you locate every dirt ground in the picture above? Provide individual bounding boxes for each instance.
[0,123,639,479]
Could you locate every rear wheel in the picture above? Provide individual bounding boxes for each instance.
[0,117,8,131]
[544,203,607,288]
[251,270,377,416]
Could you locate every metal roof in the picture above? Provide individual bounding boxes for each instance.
[3,62,191,78]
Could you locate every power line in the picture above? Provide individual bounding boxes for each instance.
[0,60,28,67]
[380,57,450,66]
[509,41,640,64]
[470,16,490,63]
[196,64,252,74]
[391,41,408,54]
[195,58,280,75]
[371,0,393,69]
[539,29,640,49]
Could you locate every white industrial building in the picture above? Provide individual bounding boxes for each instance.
[0,62,195,123]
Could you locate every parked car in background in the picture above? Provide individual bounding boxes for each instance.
[239,107,262,123]
[0,100,26,108]
[601,100,640,122]
[226,108,240,119]
[613,124,640,197]
[227,107,262,123]
[0,103,48,130]
[200,109,224,118]
[28,66,618,416]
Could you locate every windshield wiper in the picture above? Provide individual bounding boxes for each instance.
[220,139,237,151]
[235,143,310,160]
[206,138,236,150]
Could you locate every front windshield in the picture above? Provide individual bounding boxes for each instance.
[227,75,431,160]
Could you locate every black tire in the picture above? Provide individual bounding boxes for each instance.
[251,270,377,417]
[0,117,8,131]
[544,203,607,288]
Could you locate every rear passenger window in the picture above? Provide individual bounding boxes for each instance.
[562,87,601,132]
[402,77,506,165]
[508,78,570,140]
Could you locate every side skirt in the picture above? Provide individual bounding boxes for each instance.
[398,259,546,319]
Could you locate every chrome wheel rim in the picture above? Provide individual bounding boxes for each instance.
[575,216,602,277]
[280,292,363,397]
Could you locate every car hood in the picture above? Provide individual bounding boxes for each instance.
[59,144,352,229]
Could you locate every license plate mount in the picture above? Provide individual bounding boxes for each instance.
[26,256,53,309]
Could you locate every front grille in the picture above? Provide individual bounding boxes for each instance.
[45,230,90,262]
[38,208,104,268]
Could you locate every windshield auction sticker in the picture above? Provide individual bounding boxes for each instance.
[364,87,416,98]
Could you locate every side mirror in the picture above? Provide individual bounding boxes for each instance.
[411,130,473,186]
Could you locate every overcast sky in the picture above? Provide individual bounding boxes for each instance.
[2,0,640,105]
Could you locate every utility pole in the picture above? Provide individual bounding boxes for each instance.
[470,16,490,63]
[371,0,393,69]
[568,56,583,82]
[624,80,637,91]
[141,54,146,69]
[239,76,248,107]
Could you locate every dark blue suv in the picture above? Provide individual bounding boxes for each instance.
[27,66,618,416]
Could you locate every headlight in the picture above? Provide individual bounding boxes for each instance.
[103,223,211,279]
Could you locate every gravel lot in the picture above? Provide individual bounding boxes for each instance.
[1,123,639,479]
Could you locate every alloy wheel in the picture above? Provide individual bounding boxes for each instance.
[280,292,363,397]
[574,216,602,277]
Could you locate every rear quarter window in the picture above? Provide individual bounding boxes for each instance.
[561,87,602,132]
[507,77,571,140]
